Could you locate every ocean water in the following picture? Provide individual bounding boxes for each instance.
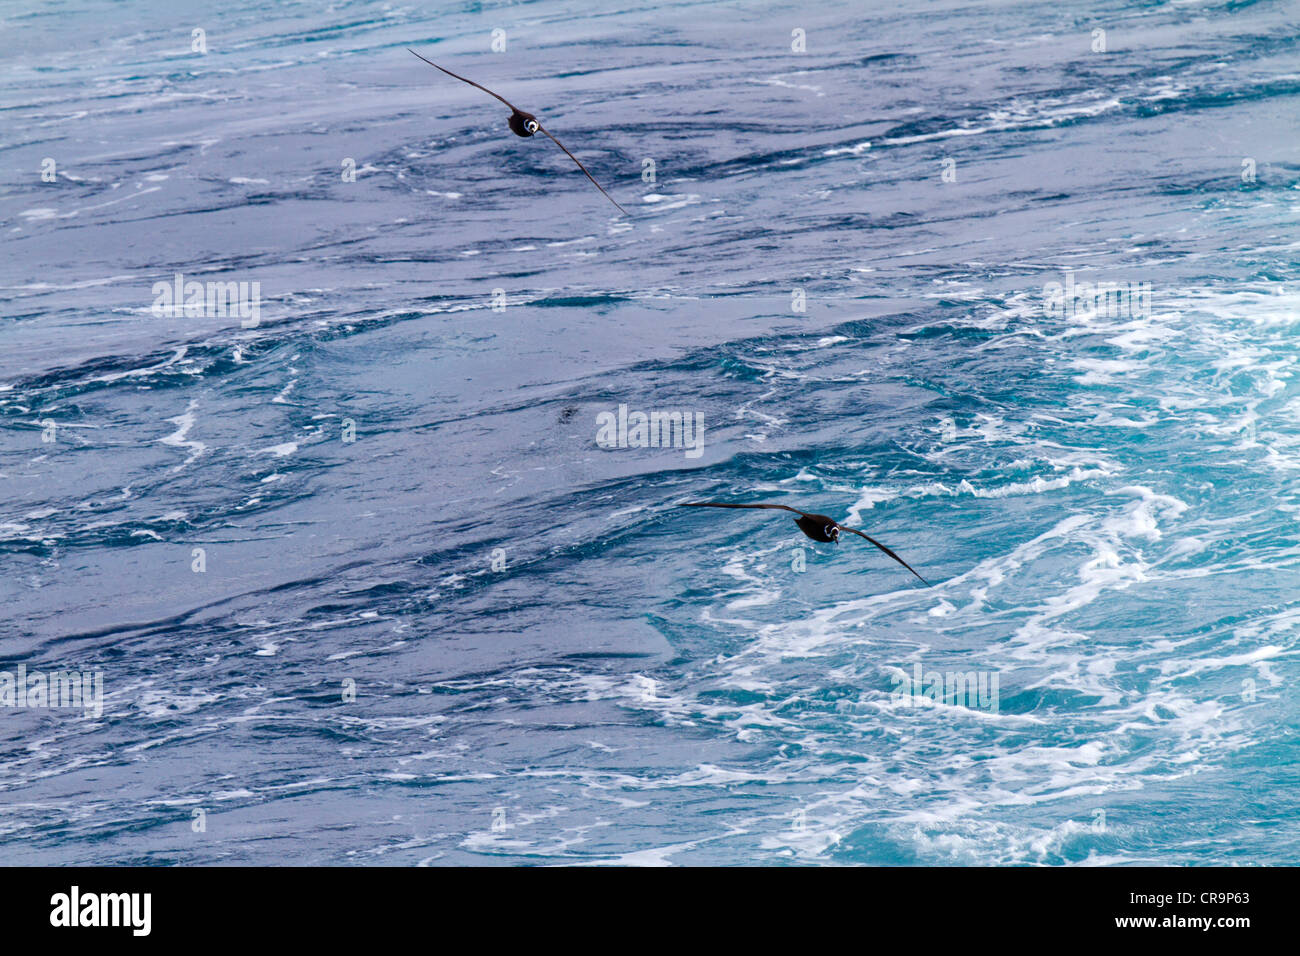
[1,0,1298,866]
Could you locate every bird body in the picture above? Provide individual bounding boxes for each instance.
[507,110,540,137]
[408,49,628,215]
[678,501,930,586]
[793,512,839,543]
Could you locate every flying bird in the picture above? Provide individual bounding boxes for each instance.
[408,48,629,215]
[678,501,931,586]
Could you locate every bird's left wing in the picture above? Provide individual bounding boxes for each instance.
[678,502,802,514]
[408,49,521,112]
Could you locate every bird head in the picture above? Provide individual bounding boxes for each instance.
[524,118,539,135]
[826,524,840,543]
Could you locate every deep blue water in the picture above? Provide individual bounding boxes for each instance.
[1,0,1298,865]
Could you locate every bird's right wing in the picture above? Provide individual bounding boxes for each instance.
[408,49,520,112]
[837,526,931,587]
[537,125,629,216]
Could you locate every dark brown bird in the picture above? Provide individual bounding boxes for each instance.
[408,49,629,215]
[678,501,930,586]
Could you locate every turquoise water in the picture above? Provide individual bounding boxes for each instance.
[1,0,1297,864]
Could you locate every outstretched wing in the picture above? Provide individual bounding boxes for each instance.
[408,48,521,113]
[679,501,805,515]
[837,527,931,586]
[537,124,629,216]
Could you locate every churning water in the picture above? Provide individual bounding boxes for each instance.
[2,0,1298,864]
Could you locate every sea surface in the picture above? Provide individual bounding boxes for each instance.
[1,0,1298,865]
